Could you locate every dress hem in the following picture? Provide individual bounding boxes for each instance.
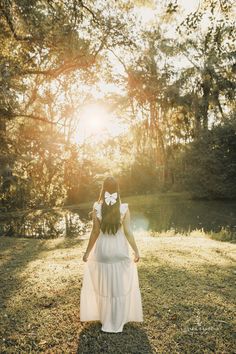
[80,318,144,324]
[79,319,144,333]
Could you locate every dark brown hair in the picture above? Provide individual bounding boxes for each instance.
[98,176,121,235]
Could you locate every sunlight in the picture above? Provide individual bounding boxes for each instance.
[132,213,150,233]
[81,104,105,131]
[73,103,127,145]
[73,103,108,145]
[136,0,200,25]
[137,6,156,24]
[179,0,200,13]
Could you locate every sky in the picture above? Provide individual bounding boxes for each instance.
[136,0,200,24]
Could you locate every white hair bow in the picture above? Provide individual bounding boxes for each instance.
[104,191,118,206]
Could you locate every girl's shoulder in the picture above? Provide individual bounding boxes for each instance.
[93,200,102,205]
[120,202,129,218]
[93,200,102,210]
[93,201,128,221]
[93,201,102,220]
[93,201,128,211]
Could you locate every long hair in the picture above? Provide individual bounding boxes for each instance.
[98,176,121,235]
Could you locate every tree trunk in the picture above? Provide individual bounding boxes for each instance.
[201,74,210,130]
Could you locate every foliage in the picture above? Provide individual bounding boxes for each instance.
[0,0,136,235]
[0,0,236,239]
[177,120,236,199]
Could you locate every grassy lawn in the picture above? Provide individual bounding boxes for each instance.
[0,232,235,353]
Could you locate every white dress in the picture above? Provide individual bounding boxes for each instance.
[80,201,143,332]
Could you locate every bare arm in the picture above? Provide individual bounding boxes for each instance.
[83,207,100,262]
[123,207,140,262]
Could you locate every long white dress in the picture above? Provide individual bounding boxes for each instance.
[80,201,143,332]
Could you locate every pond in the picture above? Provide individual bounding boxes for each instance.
[1,194,235,238]
[77,194,236,234]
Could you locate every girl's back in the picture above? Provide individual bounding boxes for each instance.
[90,201,130,263]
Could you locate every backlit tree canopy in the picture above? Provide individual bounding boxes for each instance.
[0,0,235,237]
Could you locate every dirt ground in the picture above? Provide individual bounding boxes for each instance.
[0,232,235,353]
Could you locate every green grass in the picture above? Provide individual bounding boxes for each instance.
[209,227,236,242]
[0,232,235,353]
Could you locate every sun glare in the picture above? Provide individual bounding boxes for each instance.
[73,103,127,145]
[82,104,105,131]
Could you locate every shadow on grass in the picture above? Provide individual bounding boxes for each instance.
[49,234,85,250]
[77,322,153,354]
[0,235,85,352]
[0,236,48,308]
[0,236,51,350]
[138,257,235,353]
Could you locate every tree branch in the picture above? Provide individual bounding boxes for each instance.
[106,48,129,74]
[8,113,66,126]
[20,54,96,77]
[79,0,100,25]
[0,7,33,41]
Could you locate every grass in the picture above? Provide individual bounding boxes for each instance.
[0,232,235,353]
[209,227,236,242]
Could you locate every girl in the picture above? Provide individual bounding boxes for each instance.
[80,176,143,332]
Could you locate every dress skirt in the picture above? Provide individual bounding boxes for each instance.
[80,226,143,333]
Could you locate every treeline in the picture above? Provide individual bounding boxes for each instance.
[73,0,236,201]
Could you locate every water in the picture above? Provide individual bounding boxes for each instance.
[78,195,236,234]
[3,195,234,238]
